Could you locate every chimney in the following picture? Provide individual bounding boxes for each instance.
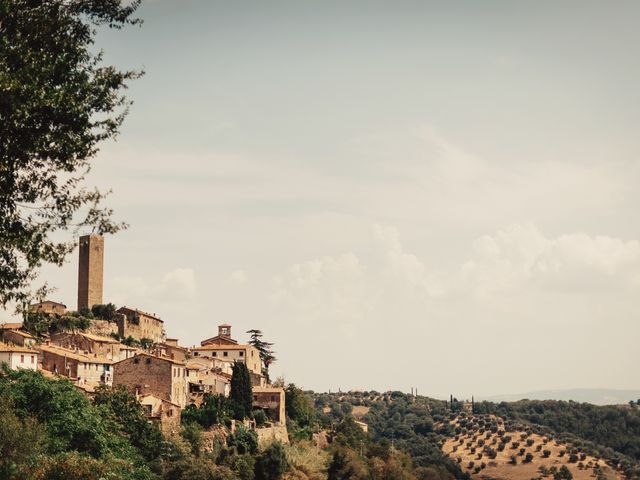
[77,234,104,311]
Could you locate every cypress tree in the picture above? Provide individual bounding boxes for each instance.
[230,361,253,419]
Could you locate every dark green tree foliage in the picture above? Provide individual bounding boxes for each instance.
[230,361,253,420]
[0,368,154,479]
[475,399,640,461]
[228,425,258,455]
[91,303,117,320]
[254,442,288,480]
[246,329,276,377]
[0,0,142,308]
[182,394,233,428]
[93,385,163,462]
[285,383,315,428]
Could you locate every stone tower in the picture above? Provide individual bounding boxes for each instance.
[77,234,104,311]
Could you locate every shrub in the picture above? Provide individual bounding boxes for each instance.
[255,442,288,480]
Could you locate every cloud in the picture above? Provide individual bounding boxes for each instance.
[461,223,640,296]
[229,270,248,284]
[109,267,196,308]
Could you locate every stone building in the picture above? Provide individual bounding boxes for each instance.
[39,344,113,386]
[113,353,187,408]
[0,343,39,371]
[186,359,231,406]
[193,325,263,378]
[152,340,188,362]
[28,300,67,316]
[139,394,181,435]
[50,331,125,361]
[77,234,104,311]
[116,307,166,344]
[2,329,36,347]
[252,386,286,425]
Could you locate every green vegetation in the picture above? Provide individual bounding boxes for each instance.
[231,362,254,420]
[247,329,277,379]
[475,399,640,461]
[0,0,139,308]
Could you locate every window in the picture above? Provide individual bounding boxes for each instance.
[271,395,277,402]
[212,352,217,357]
[239,351,244,357]
[20,354,24,363]
[253,395,258,401]
[194,351,199,356]
[31,355,34,364]
[145,358,151,364]
[134,358,140,364]
[223,351,228,357]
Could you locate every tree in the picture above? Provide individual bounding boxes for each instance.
[246,329,276,378]
[230,361,253,420]
[285,383,315,428]
[91,303,117,321]
[254,442,288,480]
[554,465,573,480]
[0,0,143,308]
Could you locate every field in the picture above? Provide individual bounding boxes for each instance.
[441,414,623,480]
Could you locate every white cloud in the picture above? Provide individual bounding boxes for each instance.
[109,267,196,308]
[461,223,640,296]
[229,270,248,284]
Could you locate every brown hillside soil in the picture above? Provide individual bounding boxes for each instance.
[352,405,370,418]
[442,415,624,480]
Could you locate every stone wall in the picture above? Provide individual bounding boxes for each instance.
[86,319,119,338]
[113,355,187,407]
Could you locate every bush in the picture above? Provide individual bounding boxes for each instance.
[255,442,288,480]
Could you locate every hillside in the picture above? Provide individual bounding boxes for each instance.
[442,413,622,480]
[481,389,640,406]
[311,391,640,480]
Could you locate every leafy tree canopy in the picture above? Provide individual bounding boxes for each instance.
[0,0,142,309]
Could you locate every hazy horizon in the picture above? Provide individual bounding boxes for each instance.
[5,0,640,398]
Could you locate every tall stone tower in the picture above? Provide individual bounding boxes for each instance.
[77,234,104,311]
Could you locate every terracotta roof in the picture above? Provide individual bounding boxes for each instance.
[192,343,253,351]
[0,322,23,330]
[157,342,188,351]
[77,332,119,343]
[0,342,38,354]
[38,345,113,364]
[5,329,34,339]
[113,352,185,366]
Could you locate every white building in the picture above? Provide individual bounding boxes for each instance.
[0,343,39,371]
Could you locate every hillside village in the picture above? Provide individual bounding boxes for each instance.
[0,234,286,439]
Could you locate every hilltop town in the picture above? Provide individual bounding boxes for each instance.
[0,234,286,440]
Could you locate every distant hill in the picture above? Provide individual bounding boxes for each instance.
[480,389,640,406]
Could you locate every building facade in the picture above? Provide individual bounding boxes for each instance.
[113,353,187,408]
[117,307,165,344]
[0,343,39,371]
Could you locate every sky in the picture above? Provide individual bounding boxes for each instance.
[15,0,640,398]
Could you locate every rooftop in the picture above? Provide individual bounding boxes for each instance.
[113,351,185,366]
[0,322,23,330]
[0,342,38,354]
[39,345,113,364]
[192,343,253,351]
